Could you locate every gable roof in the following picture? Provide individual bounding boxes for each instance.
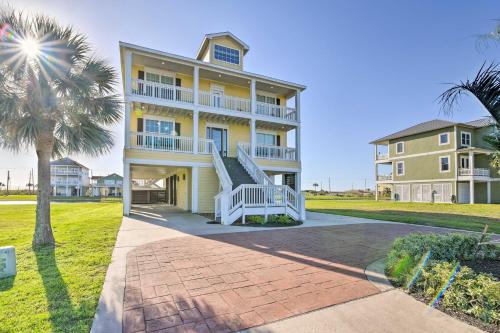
[50,157,88,169]
[196,32,250,60]
[370,117,497,144]
[100,173,123,180]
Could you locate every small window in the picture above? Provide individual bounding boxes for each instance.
[214,44,240,65]
[396,142,404,154]
[461,132,471,147]
[440,156,450,172]
[439,133,449,145]
[257,133,277,146]
[460,156,470,169]
[396,161,405,176]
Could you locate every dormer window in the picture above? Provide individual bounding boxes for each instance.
[214,44,240,65]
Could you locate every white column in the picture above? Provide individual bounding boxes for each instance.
[250,119,256,158]
[193,66,199,105]
[125,102,131,149]
[295,91,301,122]
[295,126,301,161]
[193,110,199,154]
[487,181,491,204]
[191,166,199,213]
[123,162,131,215]
[374,144,378,160]
[469,151,474,204]
[375,163,379,201]
[250,79,256,114]
[124,50,132,96]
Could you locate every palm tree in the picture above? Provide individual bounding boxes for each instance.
[312,183,319,192]
[439,62,500,170]
[0,9,121,247]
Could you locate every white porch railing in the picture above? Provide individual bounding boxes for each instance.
[51,168,81,175]
[52,179,80,186]
[376,153,389,160]
[199,91,251,113]
[198,138,213,154]
[458,168,490,177]
[210,140,233,191]
[131,79,194,104]
[130,132,193,153]
[236,144,273,185]
[377,175,393,181]
[256,102,297,121]
[239,142,297,161]
[228,185,299,216]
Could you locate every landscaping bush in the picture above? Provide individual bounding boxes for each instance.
[268,214,294,224]
[415,262,499,324]
[387,233,499,283]
[247,215,266,224]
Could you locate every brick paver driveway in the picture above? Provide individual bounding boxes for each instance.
[123,223,446,333]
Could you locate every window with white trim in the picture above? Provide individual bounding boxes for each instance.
[214,44,240,65]
[440,156,450,172]
[145,119,174,135]
[461,132,471,147]
[439,133,449,145]
[257,94,277,105]
[396,161,405,176]
[396,142,404,154]
[460,156,470,169]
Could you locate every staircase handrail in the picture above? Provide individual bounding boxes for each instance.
[211,140,233,191]
[236,144,273,185]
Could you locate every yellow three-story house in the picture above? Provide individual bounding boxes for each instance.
[119,32,306,223]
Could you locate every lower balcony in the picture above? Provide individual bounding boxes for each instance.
[239,143,297,161]
[130,132,212,154]
[458,168,490,177]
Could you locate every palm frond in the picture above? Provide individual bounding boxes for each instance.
[439,62,500,123]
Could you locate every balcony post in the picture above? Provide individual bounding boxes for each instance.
[191,166,198,213]
[193,110,199,154]
[250,119,256,158]
[295,126,301,161]
[193,66,199,105]
[487,181,491,204]
[250,79,256,114]
[295,90,301,122]
[469,151,475,204]
[125,102,131,149]
[123,161,131,215]
[375,163,379,201]
[124,50,132,97]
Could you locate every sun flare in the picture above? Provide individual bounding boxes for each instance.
[19,37,40,59]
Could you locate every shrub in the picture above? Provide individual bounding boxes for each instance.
[268,215,294,224]
[387,233,499,284]
[247,215,266,224]
[415,262,499,324]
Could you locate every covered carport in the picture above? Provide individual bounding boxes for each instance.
[128,164,192,210]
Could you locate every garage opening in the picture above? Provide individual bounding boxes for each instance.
[130,164,191,209]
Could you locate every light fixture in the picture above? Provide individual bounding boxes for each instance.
[20,37,40,59]
[218,74,222,78]
[161,61,165,65]
[270,86,274,89]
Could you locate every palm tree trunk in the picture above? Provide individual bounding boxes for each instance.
[33,135,55,247]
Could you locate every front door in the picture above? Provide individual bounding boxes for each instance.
[207,127,228,157]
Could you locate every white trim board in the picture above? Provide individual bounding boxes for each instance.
[384,148,456,161]
[125,158,213,168]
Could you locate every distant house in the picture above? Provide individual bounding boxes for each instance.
[50,157,90,196]
[91,173,123,197]
[371,118,499,204]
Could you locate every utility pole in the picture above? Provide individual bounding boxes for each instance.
[6,170,10,195]
[328,177,331,193]
[364,178,367,191]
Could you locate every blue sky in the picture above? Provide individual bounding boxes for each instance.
[2,0,499,189]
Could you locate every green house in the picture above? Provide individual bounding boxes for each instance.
[371,117,499,204]
[91,173,123,197]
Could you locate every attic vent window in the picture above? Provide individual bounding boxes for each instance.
[214,44,240,65]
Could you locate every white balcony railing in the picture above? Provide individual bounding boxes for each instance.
[198,138,213,154]
[376,153,389,160]
[458,168,490,177]
[130,132,194,153]
[51,168,81,175]
[131,79,194,104]
[255,102,297,121]
[199,90,251,113]
[52,179,81,186]
[239,142,296,161]
[377,175,393,181]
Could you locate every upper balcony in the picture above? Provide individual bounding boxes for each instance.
[123,48,302,125]
[458,168,490,177]
[50,167,82,175]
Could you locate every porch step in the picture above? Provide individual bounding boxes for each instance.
[221,157,256,189]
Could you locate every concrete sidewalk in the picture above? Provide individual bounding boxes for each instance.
[243,289,482,333]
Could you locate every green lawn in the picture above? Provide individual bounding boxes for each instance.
[0,195,122,202]
[0,202,122,333]
[0,194,36,201]
[306,199,500,234]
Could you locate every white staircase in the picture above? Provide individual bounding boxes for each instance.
[213,143,304,225]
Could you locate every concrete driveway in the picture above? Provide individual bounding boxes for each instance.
[91,205,482,333]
